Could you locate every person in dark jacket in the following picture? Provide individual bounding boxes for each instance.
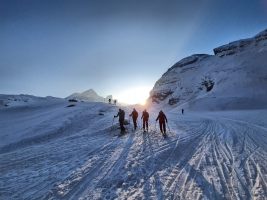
[156,110,168,134]
[114,108,125,133]
[141,109,149,132]
[129,108,138,130]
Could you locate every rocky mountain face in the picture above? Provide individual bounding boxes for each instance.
[213,29,267,57]
[149,29,267,110]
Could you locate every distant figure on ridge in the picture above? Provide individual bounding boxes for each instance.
[141,109,149,132]
[108,99,111,104]
[114,99,117,105]
[114,108,125,133]
[182,108,184,115]
[129,108,138,130]
[156,110,168,135]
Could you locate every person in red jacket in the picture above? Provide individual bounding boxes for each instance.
[141,109,149,132]
[156,110,168,134]
[129,108,138,130]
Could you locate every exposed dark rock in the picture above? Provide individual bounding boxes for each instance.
[213,39,253,56]
[151,91,173,102]
[201,77,215,92]
[255,29,267,41]
[66,104,75,107]
[168,98,180,105]
[68,99,78,102]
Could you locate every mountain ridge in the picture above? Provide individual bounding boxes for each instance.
[66,89,112,103]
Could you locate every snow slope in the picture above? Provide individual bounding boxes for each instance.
[1,96,266,199]
[149,29,267,111]
[0,94,63,109]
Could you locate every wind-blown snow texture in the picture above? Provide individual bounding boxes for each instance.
[1,30,267,200]
[0,97,266,199]
[149,29,267,111]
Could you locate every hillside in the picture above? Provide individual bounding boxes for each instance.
[149,29,267,111]
[0,94,64,109]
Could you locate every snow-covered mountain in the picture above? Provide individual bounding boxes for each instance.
[66,89,108,102]
[149,29,267,110]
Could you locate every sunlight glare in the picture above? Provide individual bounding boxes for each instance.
[115,86,151,105]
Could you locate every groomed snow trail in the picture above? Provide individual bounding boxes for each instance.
[0,103,266,200]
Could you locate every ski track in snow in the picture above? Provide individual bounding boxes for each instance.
[1,104,267,200]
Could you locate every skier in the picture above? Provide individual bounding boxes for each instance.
[129,108,138,130]
[108,99,111,104]
[156,110,168,135]
[141,109,149,132]
[114,108,125,133]
[114,99,117,105]
[182,108,184,115]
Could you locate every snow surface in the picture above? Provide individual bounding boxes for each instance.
[1,96,267,199]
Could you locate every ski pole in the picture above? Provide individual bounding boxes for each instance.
[129,116,132,131]
[112,117,114,126]
[138,119,141,131]
[109,117,115,132]
[167,122,171,133]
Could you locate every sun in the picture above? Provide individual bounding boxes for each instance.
[115,86,151,105]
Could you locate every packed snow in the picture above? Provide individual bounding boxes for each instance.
[0,96,266,199]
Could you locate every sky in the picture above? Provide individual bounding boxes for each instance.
[0,0,267,104]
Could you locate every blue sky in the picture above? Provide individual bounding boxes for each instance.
[0,0,266,103]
